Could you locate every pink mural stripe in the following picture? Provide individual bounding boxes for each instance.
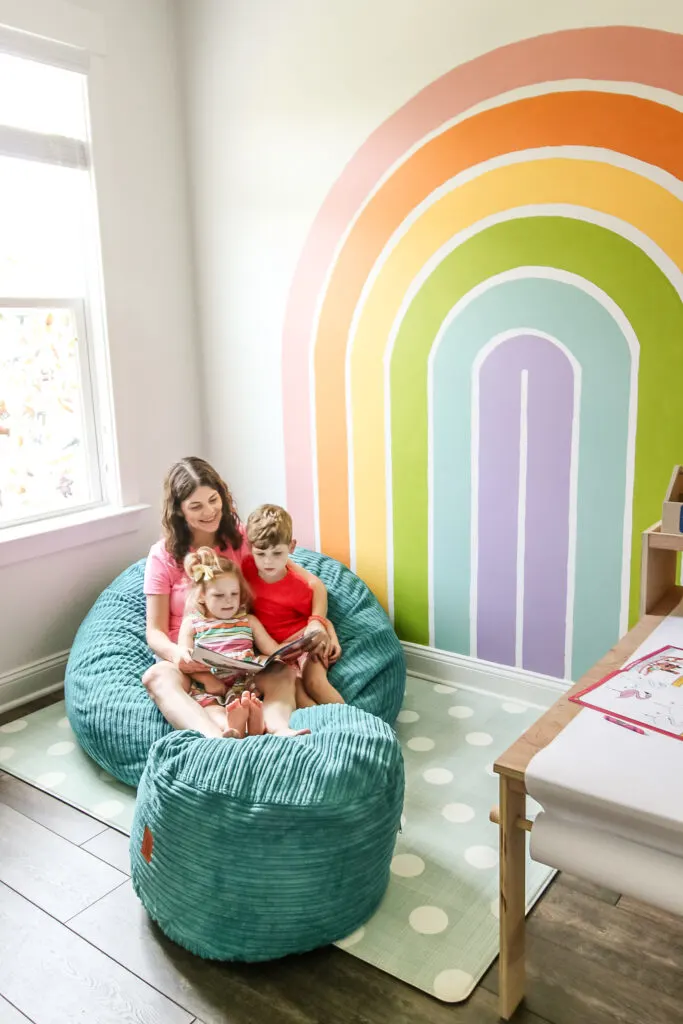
[476,336,573,675]
[282,26,683,548]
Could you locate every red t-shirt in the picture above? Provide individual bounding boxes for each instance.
[242,554,313,643]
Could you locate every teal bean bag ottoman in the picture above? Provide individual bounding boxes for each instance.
[65,548,406,960]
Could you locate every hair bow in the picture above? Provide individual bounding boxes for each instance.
[191,563,215,583]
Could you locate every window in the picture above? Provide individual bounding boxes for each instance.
[0,49,113,529]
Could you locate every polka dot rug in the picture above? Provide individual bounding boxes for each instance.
[0,675,553,1001]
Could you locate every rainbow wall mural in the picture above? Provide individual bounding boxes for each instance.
[281,26,683,680]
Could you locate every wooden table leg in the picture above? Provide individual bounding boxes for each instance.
[498,774,526,1020]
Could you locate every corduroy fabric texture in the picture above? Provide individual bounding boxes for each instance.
[65,549,406,787]
[130,705,404,960]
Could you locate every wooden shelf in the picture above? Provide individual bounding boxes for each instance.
[641,521,683,615]
[644,522,683,551]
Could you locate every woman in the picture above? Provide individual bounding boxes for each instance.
[142,456,329,738]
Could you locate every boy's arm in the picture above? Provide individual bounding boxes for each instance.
[288,561,328,617]
[288,561,342,663]
[248,615,279,657]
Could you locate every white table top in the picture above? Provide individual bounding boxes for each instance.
[526,599,683,849]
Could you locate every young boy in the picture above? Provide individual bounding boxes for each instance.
[242,504,344,706]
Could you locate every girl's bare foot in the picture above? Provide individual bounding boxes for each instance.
[246,692,265,736]
[225,692,251,738]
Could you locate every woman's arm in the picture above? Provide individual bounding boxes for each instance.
[146,594,177,661]
[248,615,280,656]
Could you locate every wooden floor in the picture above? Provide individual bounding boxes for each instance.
[1,697,683,1024]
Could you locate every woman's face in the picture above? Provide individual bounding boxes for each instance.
[180,486,222,536]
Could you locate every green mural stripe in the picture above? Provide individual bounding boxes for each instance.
[391,216,683,648]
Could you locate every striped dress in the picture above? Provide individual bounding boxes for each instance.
[192,612,256,662]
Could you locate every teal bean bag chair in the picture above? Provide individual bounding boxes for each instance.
[65,549,406,786]
[65,548,406,960]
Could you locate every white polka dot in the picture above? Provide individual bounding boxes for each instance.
[0,747,14,762]
[448,705,474,719]
[407,736,435,752]
[391,854,425,877]
[336,926,365,948]
[98,770,115,783]
[47,741,75,756]
[485,763,496,777]
[36,772,66,788]
[502,701,529,714]
[433,968,475,1001]
[433,683,457,693]
[397,709,420,723]
[57,716,73,730]
[466,732,493,746]
[490,898,500,919]
[0,719,27,733]
[465,845,498,869]
[93,800,124,819]
[400,813,407,829]
[423,767,453,785]
[409,906,449,934]
[442,803,475,824]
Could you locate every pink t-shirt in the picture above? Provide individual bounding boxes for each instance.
[143,526,247,642]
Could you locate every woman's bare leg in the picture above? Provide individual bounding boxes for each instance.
[258,664,310,736]
[143,662,229,738]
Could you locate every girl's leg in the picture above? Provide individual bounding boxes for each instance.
[142,661,229,738]
[257,663,310,736]
[302,659,344,705]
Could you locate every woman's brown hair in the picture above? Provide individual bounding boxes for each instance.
[161,456,242,564]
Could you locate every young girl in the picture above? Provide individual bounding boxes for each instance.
[177,547,307,738]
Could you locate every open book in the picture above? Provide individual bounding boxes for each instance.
[192,630,319,676]
[569,644,683,740]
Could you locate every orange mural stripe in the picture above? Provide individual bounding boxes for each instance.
[313,90,683,565]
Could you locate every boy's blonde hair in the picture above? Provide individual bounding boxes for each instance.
[183,546,250,615]
[246,504,293,549]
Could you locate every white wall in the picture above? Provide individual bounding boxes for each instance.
[176,0,683,519]
[0,0,203,702]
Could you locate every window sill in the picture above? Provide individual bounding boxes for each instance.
[0,503,150,568]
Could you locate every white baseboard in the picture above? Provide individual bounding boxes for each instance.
[0,650,68,714]
[402,642,569,708]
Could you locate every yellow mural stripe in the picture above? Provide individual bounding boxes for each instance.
[349,157,683,607]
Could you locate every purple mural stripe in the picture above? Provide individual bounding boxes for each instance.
[476,335,573,673]
[476,342,521,666]
[522,339,574,677]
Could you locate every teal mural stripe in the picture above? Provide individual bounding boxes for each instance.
[432,277,632,679]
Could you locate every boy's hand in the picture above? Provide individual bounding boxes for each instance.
[304,621,329,662]
[323,620,341,664]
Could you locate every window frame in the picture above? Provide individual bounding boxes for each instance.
[0,44,121,532]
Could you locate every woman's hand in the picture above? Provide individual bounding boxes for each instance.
[172,646,206,675]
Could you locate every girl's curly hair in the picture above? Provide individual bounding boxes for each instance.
[183,546,251,616]
[161,456,242,564]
